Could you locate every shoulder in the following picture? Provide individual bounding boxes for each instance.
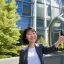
[20,45,28,52]
[35,43,43,47]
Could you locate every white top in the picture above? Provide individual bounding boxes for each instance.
[28,47,41,64]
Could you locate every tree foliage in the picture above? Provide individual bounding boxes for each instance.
[37,36,49,46]
[0,0,20,47]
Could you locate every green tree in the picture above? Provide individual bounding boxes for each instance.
[37,36,49,46]
[0,0,20,58]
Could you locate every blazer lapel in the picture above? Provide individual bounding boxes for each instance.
[35,44,42,63]
[23,47,28,64]
[23,44,42,64]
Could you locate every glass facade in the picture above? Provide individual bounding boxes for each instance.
[15,0,64,44]
[37,0,44,3]
[52,7,59,19]
[46,5,51,17]
[16,1,23,15]
[16,0,33,29]
[22,3,31,16]
[37,3,44,19]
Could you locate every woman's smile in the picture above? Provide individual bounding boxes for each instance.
[30,37,36,41]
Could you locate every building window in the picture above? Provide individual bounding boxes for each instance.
[52,7,59,19]
[16,1,23,7]
[16,0,23,1]
[16,0,33,29]
[55,0,59,4]
[62,0,64,6]
[16,18,22,28]
[37,19,44,29]
[52,0,59,7]
[47,20,51,27]
[47,0,50,2]
[37,0,44,3]
[37,3,44,19]
[16,17,32,29]
[37,30,45,39]
[62,24,64,29]
[22,3,31,16]
[16,1,23,15]
[52,32,59,44]
[23,0,31,2]
[46,0,51,4]
[46,5,51,18]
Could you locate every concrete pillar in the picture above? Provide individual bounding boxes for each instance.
[44,0,48,42]
[33,0,37,30]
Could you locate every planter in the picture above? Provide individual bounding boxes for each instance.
[0,53,64,64]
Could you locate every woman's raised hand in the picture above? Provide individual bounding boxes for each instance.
[55,32,64,48]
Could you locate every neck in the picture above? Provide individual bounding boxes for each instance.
[28,42,35,48]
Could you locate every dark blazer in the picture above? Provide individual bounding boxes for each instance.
[19,44,58,64]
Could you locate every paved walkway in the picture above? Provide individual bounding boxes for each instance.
[0,57,19,64]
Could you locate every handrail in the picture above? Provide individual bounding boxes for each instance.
[48,13,64,45]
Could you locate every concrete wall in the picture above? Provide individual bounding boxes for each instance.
[0,54,64,64]
[0,57,19,64]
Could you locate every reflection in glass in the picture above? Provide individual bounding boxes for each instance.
[37,3,44,18]
[52,0,59,7]
[37,0,44,3]
[62,24,64,29]
[23,3,31,16]
[52,22,61,30]
[62,0,64,6]
[24,0,31,2]
[47,0,50,2]
[37,19,44,29]
[16,2,23,15]
[16,8,22,15]
[47,20,50,27]
[16,18,22,28]
[55,0,59,4]
[46,0,51,4]
[53,22,61,27]
[16,2,22,7]
[16,17,32,29]
[16,0,23,1]
[37,30,45,39]
[46,5,51,18]
[52,7,59,19]
[52,32,59,44]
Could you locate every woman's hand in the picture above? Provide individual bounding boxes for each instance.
[55,32,64,48]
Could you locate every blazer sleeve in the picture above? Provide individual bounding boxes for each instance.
[19,50,23,64]
[40,44,58,54]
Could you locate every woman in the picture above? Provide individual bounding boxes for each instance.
[19,27,64,64]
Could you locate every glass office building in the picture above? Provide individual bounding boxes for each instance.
[15,0,64,44]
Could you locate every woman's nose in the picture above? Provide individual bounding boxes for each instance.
[31,34,34,37]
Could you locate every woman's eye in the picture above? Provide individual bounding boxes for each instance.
[28,34,31,35]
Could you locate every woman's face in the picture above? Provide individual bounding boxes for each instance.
[26,30,37,43]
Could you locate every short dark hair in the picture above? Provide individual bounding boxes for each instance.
[22,26,36,45]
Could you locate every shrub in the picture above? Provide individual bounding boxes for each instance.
[37,36,49,46]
